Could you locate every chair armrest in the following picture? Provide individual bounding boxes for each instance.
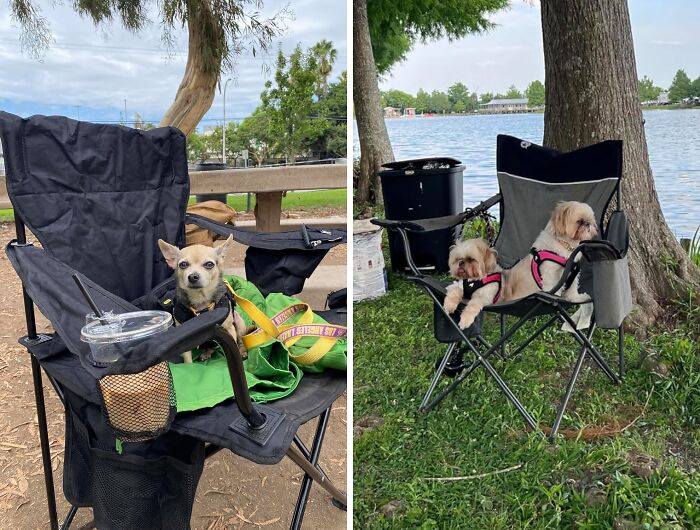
[186,213,346,250]
[370,193,502,234]
[95,307,229,376]
[546,240,622,295]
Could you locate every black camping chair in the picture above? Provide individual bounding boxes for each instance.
[0,111,347,530]
[372,135,632,439]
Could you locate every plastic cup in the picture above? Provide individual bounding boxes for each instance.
[80,310,172,364]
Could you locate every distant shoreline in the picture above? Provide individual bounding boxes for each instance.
[383,104,693,119]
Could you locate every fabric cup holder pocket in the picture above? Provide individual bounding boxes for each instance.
[433,302,485,343]
[591,256,632,329]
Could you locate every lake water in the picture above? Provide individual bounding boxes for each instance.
[353,109,700,238]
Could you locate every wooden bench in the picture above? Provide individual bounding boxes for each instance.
[0,163,347,232]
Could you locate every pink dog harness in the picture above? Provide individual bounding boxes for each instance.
[529,248,579,290]
[462,272,503,304]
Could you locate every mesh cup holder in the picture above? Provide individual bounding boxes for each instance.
[98,362,176,442]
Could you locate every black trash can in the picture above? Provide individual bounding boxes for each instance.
[379,157,464,273]
[193,162,228,203]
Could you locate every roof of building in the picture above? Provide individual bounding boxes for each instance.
[481,98,528,106]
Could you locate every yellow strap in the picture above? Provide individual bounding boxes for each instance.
[223,279,345,365]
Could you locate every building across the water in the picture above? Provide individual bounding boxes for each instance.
[384,106,401,118]
[479,98,531,114]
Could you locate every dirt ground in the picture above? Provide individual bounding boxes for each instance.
[0,215,347,530]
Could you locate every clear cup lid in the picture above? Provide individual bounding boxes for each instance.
[80,310,172,344]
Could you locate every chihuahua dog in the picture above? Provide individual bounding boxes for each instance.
[444,238,503,329]
[158,235,250,363]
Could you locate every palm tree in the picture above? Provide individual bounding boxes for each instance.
[311,39,337,96]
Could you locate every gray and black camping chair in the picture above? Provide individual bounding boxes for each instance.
[0,111,347,529]
[372,135,632,439]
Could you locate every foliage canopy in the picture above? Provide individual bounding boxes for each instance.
[367,0,509,74]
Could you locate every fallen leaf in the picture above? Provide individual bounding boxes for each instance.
[257,517,281,526]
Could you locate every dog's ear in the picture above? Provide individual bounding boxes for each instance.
[551,201,572,237]
[485,247,498,273]
[215,235,234,261]
[158,239,180,269]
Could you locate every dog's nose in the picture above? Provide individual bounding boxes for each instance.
[188,273,200,283]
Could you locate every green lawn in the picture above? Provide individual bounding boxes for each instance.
[354,256,700,529]
[189,189,346,212]
[0,189,346,223]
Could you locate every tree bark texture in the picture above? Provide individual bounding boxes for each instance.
[160,0,221,136]
[353,0,394,204]
[541,0,699,326]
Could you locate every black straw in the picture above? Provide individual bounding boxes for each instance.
[72,274,109,325]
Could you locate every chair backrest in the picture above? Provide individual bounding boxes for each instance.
[0,112,189,301]
[494,135,622,268]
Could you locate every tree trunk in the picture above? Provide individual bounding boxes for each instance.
[159,1,220,136]
[353,0,393,204]
[541,0,699,328]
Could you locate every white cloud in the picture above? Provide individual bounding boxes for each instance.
[0,0,347,126]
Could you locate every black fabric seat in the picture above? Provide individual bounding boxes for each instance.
[0,111,347,530]
[373,135,631,439]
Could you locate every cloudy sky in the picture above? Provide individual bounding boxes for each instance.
[0,0,346,128]
[2,0,698,127]
[381,0,700,95]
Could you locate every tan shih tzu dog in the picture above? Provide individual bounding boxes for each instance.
[444,238,503,329]
[502,201,598,303]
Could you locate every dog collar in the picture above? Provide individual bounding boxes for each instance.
[173,284,235,324]
[555,237,577,252]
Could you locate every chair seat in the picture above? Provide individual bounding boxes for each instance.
[31,335,346,465]
[410,275,579,319]
[483,293,578,318]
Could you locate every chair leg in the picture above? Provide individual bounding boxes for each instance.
[549,323,597,439]
[30,354,59,530]
[423,305,547,433]
[500,314,506,358]
[60,505,79,530]
[419,343,457,413]
[287,408,346,530]
[618,325,625,379]
[557,311,620,384]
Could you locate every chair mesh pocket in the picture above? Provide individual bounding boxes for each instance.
[98,362,176,442]
[91,437,204,530]
[592,256,632,329]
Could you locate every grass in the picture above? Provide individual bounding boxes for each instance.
[354,252,700,529]
[0,189,346,223]
[217,189,346,212]
[688,227,700,268]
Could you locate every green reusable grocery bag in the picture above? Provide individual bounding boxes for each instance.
[170,275,346,412]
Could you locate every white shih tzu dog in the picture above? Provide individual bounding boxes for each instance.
[444,238,503,329]
[502,201,598,303]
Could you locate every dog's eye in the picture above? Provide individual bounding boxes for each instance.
[466,257,474,263]
[203,261,215,270]
[458,260,465,267]
[178,261,189,270]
